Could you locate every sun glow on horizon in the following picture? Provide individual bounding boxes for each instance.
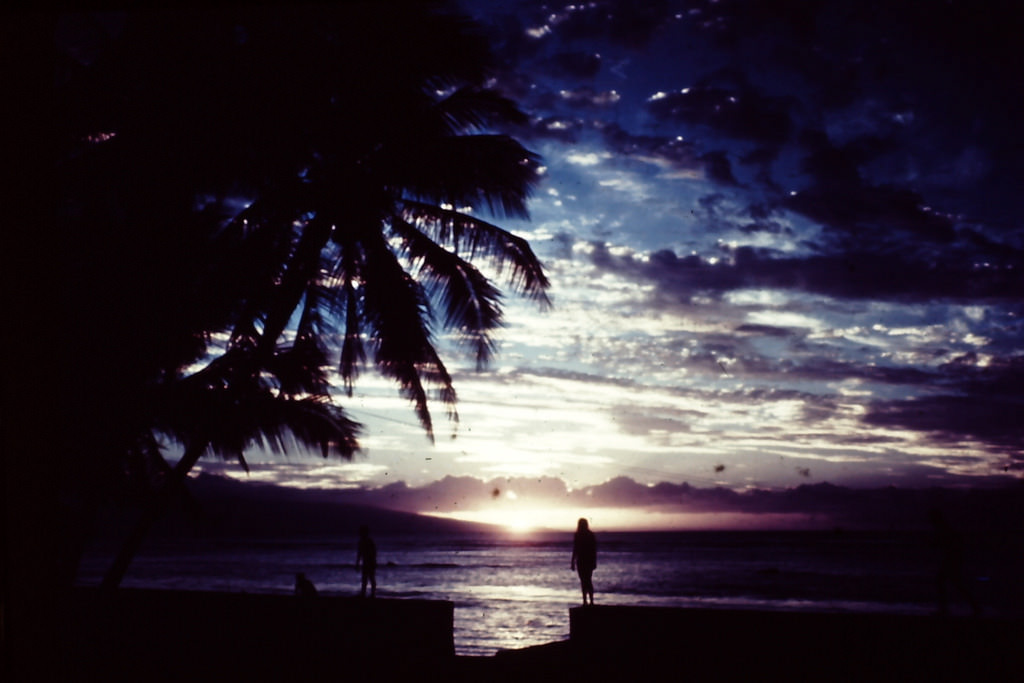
[423,506,575,533]
[421,506,823,532]
[415,501,815,532]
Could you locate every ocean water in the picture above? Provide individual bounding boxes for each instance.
[76,530,1024,656]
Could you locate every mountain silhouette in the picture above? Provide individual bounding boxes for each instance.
[93,473,499,540]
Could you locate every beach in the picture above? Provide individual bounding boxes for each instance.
[11,587,1020,682]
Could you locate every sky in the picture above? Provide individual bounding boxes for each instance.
[195,0,1024,531]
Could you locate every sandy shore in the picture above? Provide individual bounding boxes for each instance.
[12,589,1022,681]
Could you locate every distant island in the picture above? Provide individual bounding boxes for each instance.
[89,472,502,543]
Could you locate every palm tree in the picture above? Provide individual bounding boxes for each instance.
[212,6,551,440]
[54,4,550,590]
[226,95,550,440]
[99,345,361,592]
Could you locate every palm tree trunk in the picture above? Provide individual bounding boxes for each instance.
[99,442,207,594]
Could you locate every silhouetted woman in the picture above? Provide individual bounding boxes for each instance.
[571,518,597,605]
[356,525,377,598]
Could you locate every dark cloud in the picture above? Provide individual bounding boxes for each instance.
[786,130,957,243]
[364,475,573,512]
[734,324,793,338]
[861,355,1024,459]
[682,338,940,391]
[588,241,1024,304]
[759,357,933,388]
[486,0,1024,226]
[578,124,754,189]
[787,183,952,243]
[689,0,822,48]
[599,123,701,172]
[543,51,603,79]
[552,0,674,49]
[577,476,1024,531]
[646,76,796,147]
[866,396,1024,461]
[739,146,781,170]
[698,150,737,185]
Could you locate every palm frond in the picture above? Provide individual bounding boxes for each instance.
[359,232,460,439]
[157,347,360,461]
[399,200,551,306]
[381,135,542,219]
[207,393,360,461]
[264,339,331,398]
[391,217,503,367]
[339,279,365,394]
[220,199,305,350]
[255,215,334,357]
[276,285,334,397]
[318,224,369,394]
[435,87,529,134]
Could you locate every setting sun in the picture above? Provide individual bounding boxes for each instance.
[503,517,536,534]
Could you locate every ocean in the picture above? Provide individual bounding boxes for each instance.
[75,530,1024,656]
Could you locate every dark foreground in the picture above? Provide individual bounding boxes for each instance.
[9,589,1022,682]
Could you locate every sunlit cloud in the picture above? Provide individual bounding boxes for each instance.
[564,151,606,166]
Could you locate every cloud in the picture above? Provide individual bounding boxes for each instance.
[646,76,796,147]
[698,150,737,185]
[543,51,603,79]
[611,403,703,437]
[551,0,674,49]
[734,323,793,337]
[785,129,957,243]
[864,361,1024,461]
[336,474,575,513]
[586,240,1024,304]
[564,150,606,166]
[517,115,586,142]
[599,123,704,174]
[556,86,621,109]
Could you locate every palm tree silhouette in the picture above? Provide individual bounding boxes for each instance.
[56,5,549,590]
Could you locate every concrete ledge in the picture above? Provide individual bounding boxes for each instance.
[568,605,1024,681]
[46,594,1024,682]
[63,588,454,679]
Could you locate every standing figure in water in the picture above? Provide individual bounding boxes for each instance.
[356,525,377,598]
[571,518,597,605]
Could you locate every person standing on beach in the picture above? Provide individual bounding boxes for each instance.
[294,572,318,597]
[571,518,597,605]
[356,525,377,598]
